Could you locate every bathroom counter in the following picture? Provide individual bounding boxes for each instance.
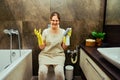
[80,44,120,80]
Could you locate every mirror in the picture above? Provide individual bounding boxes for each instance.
[105,0,120,25]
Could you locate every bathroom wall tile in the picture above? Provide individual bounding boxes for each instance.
[51,0,104,22]
[0,5,15,21]
[0,0,5,7]
[0,0,23,21]
[22,0,50,21]
[0,0,51,21]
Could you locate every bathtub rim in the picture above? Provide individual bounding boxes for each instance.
[0,49,32,80]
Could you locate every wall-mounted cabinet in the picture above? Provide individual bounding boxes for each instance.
[80,49,111,80]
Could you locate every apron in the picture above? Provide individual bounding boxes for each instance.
[38,28,65,66]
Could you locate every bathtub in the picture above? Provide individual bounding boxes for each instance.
[0,49,32,80]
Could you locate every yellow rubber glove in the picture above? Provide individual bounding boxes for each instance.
[34,28,43,45]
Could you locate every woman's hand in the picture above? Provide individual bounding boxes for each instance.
[39,44,45,50]
[62,42,68,50]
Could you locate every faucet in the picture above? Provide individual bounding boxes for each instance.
[3,29,21,63]
[3,29,19,35]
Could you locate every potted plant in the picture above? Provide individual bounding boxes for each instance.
[91,31,106,46]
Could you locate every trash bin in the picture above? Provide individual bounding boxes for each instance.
[65,65,74,80]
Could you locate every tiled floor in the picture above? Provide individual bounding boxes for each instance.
[31,76,82,80]
[31,66,82,80]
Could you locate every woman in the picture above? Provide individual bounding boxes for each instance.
[38,12,67,80]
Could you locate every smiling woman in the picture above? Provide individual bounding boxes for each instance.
[37,12,67,80]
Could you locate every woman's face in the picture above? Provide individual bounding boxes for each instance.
[50,15,60,29]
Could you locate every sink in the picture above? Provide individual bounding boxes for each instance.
[97,47,120,69]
